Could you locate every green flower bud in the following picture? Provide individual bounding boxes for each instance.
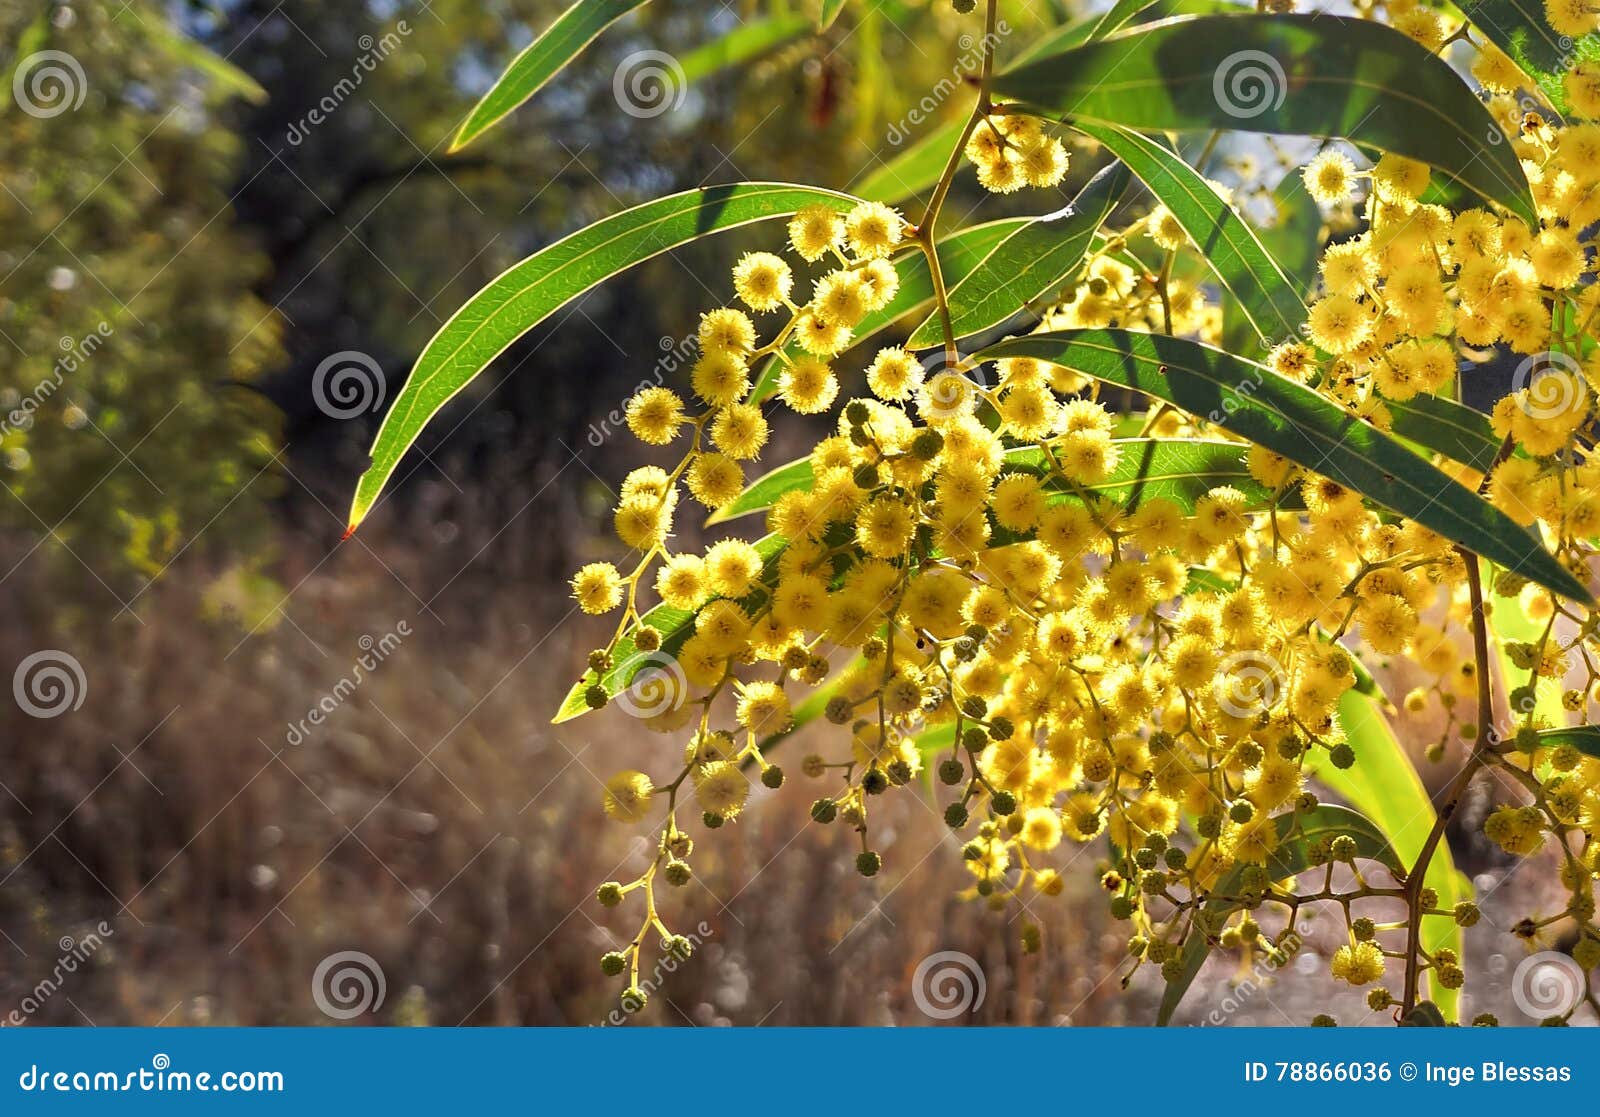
[856,850,882,877]
[600,951,626,977]
[597,882,624,907]
[761,766,785,789]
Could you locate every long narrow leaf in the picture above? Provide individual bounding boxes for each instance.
[906,160,1131,347]
[1076,123,1305,342]
[992,14,1537,223]
[350,183,857,531]
[1323,689,1471,1021]
[978,330,1590,602]
[450,0,650,152]
[1158,804,1401,1023]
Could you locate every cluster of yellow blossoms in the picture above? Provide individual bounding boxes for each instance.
[568,3,1600,1022]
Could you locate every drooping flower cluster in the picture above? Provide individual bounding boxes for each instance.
[567,2,1600,1023]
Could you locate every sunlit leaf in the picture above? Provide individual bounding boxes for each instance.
[1322,689,1471,1021]
[1462,0,1600,115]
[1385,395,1501,473]
[351,183,858,531]
[449,0,650,152]
[853,118,967,204]
[679,14,813,83]
[993,14,1537,223]
[979,330,1590,602]
[1076,123,1304,342]
[1158,804,1401,1024]
[905,160,1131,347]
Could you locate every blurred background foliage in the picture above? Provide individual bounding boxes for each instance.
[0,0,1556,1025]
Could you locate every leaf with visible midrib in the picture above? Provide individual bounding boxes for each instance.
[349,182,858,532]
[1075,123,1304,343]
[978,330,1591,602]
[992,14,1537,223]
[450,1,650,152]
[710,437,1262,525]
[906,160,1131,348]
[1158,805,1401,1024]
[1462,0,1600,115]
[1323,689,1470,1022]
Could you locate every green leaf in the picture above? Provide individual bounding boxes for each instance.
[905,160,1131,348]
[819,0,849,30]
[853,118,968,204]
[992,14,1537,224]
[449,0,650,152]
[1461,0,1600,115]
[750,218,1030,402]
[1534,725,1600,759]
[979,330,1591,603]
[1010,0,1247,67]
[145,20,268,104]
[1400,1000,1448,1026]
[1075,123,1305,343]
[1323,689,1471,1022]
[1158,804,1400,1024]
[678,14,813,83]
[1386,395,1501,473]
[350,183,857,531]
[712,436,1260,525]
[1488,568,1566,728]
[553,533,788,722]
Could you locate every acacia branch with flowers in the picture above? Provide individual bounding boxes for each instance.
[348,0,1600,1025]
